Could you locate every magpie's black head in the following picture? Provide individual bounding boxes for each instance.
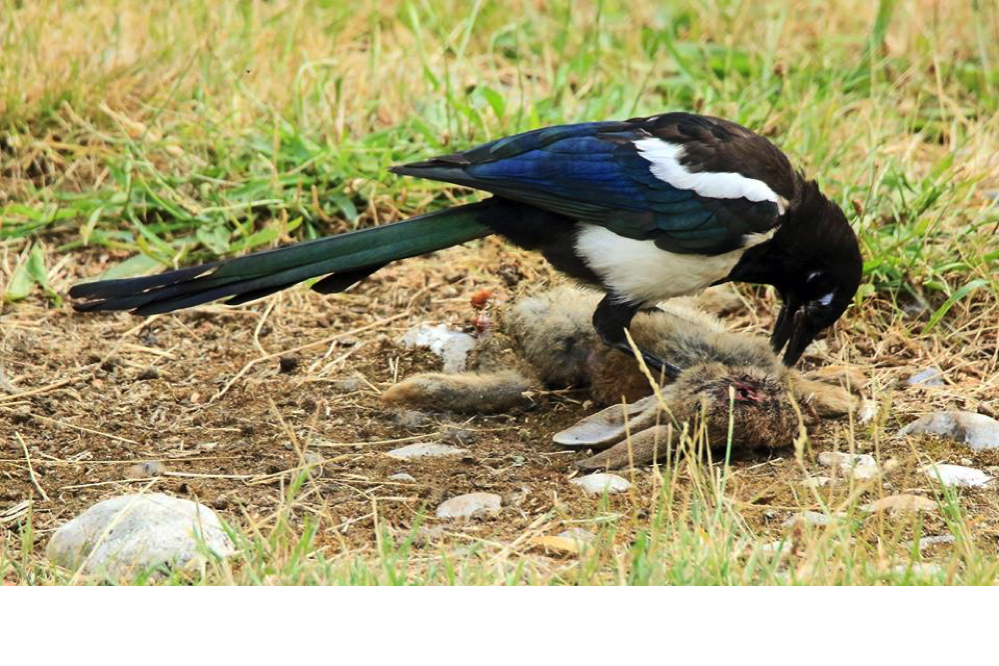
[727,180,862,367]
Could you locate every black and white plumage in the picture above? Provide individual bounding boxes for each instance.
[392,112,861,372]
[70,112,861,375]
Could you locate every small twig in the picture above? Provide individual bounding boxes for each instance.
[15,431,50,502]
[0,375,80,403]
[252,298,277,355]
[267,397,304,466]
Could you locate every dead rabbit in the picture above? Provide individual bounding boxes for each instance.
[382,286,867,469]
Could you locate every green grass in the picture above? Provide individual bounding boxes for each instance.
[4,449,995,585]
[2,0,998,584]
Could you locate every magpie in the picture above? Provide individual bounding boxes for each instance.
[69,112,862,375]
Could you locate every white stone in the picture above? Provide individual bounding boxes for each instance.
[435,492,502,520]
[758,540,794,560]
[388,473,416,482]
[801,475,835,488]
[922,464,994,488]
[47,493,234,578]
[818,451,876,468]
[818,451,878,479]
[386,443,466,460]
[400,324,476,373]
[891,563,944,577]
[571,473,632,495]
[899,411,999,451]
[782,511,835,528]
[556,527,597,544]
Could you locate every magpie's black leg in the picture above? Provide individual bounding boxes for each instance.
[593,294,682,381]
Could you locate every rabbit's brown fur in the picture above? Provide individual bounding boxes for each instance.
[381,286,862,462]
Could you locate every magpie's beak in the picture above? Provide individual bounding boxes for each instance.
[770,301,795,357]
[770,301,810,367]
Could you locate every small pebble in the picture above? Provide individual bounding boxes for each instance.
[801,475,835,488]
[891,563,943,578]
[922,463,994,488]
[388,473,416,483]
[279,354,299,373]
[440,427,478,446]
[758,540,794,560]
[435,492,502,520]
[302,451,324,478]
[332,376,364,393]
[126,461,167,479]
[917,535,956,550]
[386,443,466,460]
[906,367,944,387]
[136,367,161,381]
[389,410,430,429]
[818,451,876,468]
[782,511,835,528]
[570,473,632,495]
[11,406,33,423]
[818,451,878,479]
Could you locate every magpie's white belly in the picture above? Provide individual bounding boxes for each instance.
[574,224,772,304]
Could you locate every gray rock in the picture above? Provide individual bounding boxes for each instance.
[400,324,476,373]
[388,473,416,483]
[917,535,956,550]
[906,367,944,387]
[435,492,502,520]
[571,473,632,495]
[922,463,994,488]
[899,411,999,451]
[47,493,234,578]
[386,443,466,460]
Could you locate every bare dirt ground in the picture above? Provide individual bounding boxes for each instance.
[2,238,998,573]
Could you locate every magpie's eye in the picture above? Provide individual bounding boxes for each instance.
[812,291,835,308]
[802,272,835,302]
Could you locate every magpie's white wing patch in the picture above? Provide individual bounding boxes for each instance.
[575,224,773,303]
[633,138,788,214]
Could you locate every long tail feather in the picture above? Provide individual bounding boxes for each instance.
[70,199,512,314]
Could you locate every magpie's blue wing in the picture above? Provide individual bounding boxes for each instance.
[391,116,790,255]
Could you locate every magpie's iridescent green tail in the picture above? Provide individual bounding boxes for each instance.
[69,199,513,315]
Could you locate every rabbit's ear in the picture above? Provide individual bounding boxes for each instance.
[575,425,674,471]
[553,394,663,449]
[382,370,533,414]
